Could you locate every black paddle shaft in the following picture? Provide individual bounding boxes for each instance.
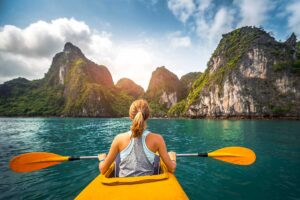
[68,156,98,161]
[176,153,208,157]
[68,154,209,160]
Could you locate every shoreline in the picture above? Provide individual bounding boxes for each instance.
[0,115,299,120]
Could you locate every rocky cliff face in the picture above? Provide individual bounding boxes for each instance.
[145,66,186,116]
[0,43,133,117]
[116,78,144,98]
[46,42,114,87]
[42,42,116,117]
[184,27,300,118]
[1,28,299,118]
[180,72,202,90]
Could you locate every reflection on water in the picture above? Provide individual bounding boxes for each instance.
[0,118,299,200]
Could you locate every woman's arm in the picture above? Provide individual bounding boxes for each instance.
[99,136,119,174]
[157,135,176,173]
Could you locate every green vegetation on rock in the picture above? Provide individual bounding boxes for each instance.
[273,60,300,74]
[180,72,202,89]
[145,66,186,116]
[116,78,144,99]
[0,42,131,117]
[171,26,300,118]
[167,100,186,117]
[149,101,169,117]
[269,103,292,115]
[110,89,134,117]
[1,31,299,118]
[187,28,269,104]
[0,78,64,116]
[185,27,266,110]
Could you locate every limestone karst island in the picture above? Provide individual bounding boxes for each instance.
[0,27,299,119]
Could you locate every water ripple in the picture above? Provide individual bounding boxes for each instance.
[1,118,300,200]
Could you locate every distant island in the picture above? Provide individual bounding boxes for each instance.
[0,26,299,119]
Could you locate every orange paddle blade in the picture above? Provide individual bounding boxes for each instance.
[10,152,69,173]
[208,146,256,165]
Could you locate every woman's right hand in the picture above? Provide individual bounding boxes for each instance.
[98,153,107,162]
[168,151,176,162]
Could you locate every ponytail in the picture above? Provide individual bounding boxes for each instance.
[131,111,145,138]
[129,99,150,138]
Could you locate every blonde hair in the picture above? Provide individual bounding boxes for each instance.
[129,99,150,138]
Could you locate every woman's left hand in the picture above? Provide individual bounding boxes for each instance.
[98,153,107,162]
[168,151,176,162]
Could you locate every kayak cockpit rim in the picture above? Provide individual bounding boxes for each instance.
[100,161,169,185]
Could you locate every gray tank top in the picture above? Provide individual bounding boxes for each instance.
[119,131,155,177]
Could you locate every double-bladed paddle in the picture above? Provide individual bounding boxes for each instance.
[10,146,256,173]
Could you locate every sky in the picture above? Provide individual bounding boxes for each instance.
[0,0,300,89]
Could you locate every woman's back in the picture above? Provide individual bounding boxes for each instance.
[98,99,176,176]
[117,130,158,155]
[117,130,159,177]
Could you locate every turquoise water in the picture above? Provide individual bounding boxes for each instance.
[0,118,299,200]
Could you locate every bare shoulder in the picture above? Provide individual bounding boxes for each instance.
[115,132,130,140]
[113,132,130,150]
[148,132,164,142]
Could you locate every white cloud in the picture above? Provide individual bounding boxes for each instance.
[0,51,52,81]
[167,0,236,45]
[166,0,276,74]
[167,0,196,23]
[286,1,300,36]
[0,18,91,58]
[235,0,272,27]
[166,0,236,73]
[110,44,155,90]
[83,32,114,65]
[196,0,212,12]
[1,18,195,90]
[0,18,109,84]
[189,6,235,71]
[4,0,279,92]
[196,7,234,46]
[168,32,191,48]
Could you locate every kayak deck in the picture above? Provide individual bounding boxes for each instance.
[75,162,188,200]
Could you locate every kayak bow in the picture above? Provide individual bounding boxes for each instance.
[75,161,189,200]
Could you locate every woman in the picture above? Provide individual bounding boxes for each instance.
[98,99,176,177]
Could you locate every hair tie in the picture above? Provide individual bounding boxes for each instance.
[138,110,145,119]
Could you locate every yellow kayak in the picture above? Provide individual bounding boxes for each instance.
[75,161,189,200]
